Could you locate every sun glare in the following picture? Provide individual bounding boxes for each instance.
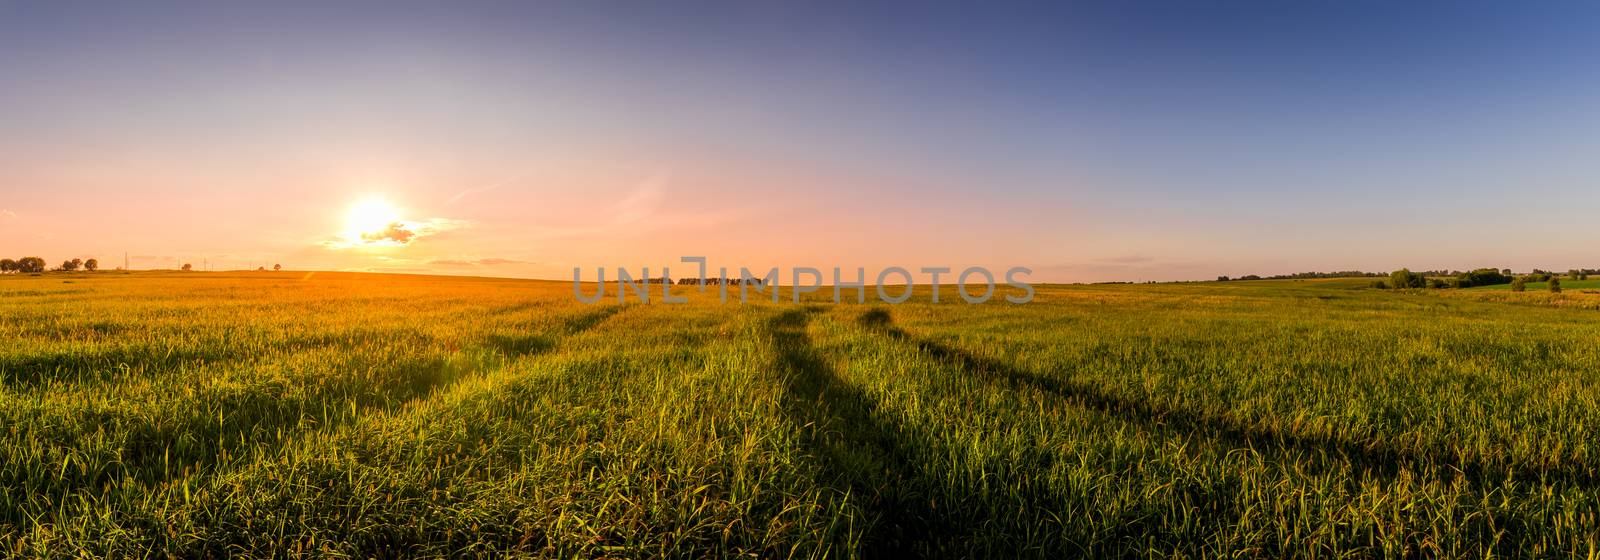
[345,198,402,243]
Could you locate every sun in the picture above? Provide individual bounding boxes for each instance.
[345,197,402,243]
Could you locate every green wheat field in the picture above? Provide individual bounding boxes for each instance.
[2,272,1598,558]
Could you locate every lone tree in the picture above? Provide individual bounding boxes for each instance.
[1550,277,1562,293]
[84,258,98,272]
[16,257,46,273]
[182,263,193,271]
[1511,276,1527,292]
[0,258,14,274]
[274,264,281,271]
[60,258,82,272]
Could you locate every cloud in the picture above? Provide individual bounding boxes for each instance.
[1096,255,1155,264]
[0,209,15,220]
[323,218,468,249]
[427,257,531,267]
[475,258,527,266]
[362,222,416,244]
[447,184,505,205]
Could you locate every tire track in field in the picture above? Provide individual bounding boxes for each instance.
[1,328,435,388]
[765,307,945,556]
[856,308,1600,487]
[0,305,630,530]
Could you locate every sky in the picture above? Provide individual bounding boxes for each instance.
[2,0,1597,282]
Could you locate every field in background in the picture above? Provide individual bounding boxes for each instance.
[1469,278,1600,291]
[2,272,1598,557]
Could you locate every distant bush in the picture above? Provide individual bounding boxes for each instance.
[1511,276,1527,292]
[0,258,14,274]
[1369,280,1390,289]
[182,263,193,271]
[1550,277,1562,293]
[1216,276,1230,282]
[1390,269,1425,289]
[1429,278,1449,289]
[1457,268,1512,288]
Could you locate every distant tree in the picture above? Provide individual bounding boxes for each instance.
[1570,269,1583,281]
[1502,268,1513,276]
[273,264,281,271]
[1390,269,1425,289]
[1550,277,1562,293]
[1458,268,1511,288]
[1429,278,1449,289]
[83,258,98,272]
[0,258,14,274]
[1511,276,1527,292]
[1216,276,1230,282]
[257,266,266,271]
[16,257,46,273]
[1370,280,1390,289]
[60,258,81,272]
[182,263,193,271]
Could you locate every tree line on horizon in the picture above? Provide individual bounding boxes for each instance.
[1373,268,1590,292]
[1217,267,1595,291]
[0,257,284,274]
[0,257,98,273]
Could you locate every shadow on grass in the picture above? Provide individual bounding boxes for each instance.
[766,306,941,555]
[0,305,632,530]
[0,345,235,386]
[561,305,626,335]
[484,305,624,358]
[857,308,1599,487]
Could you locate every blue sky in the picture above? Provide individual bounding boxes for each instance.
[2,1,1596,281]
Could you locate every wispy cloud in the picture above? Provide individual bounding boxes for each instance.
[447,184,505,205]
[428,257,531,267]
[1096,255,1155,264]
[0,209,16,220]
[476,257,528,266]
[523,173,747,239]
[131,255,179,263]
[446,171,543,205]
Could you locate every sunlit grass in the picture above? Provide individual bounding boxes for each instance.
[1,271,1597,557]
